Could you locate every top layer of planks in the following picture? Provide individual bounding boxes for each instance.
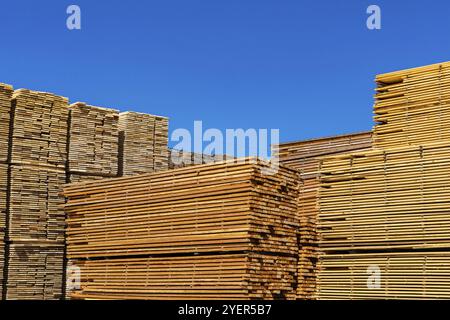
[374,61,450,148]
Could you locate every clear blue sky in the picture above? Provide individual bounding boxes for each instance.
[1,1,449,146]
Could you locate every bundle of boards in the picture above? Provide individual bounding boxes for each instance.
[317,142,450,299]
[317,61,450,300]
[374,61,450,148]
[119,112,169,175]
[64,160,301,300]
[274,132,372,299]
[0,82,170,300]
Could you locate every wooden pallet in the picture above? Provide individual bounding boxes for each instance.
[317,251,450,299]
[64,159,300,259]
[10,89,69,168]
[0,84,13,163]
[5,242,64,300]
[274,132,372,299]
[374,61,450,148]
[69,102,119,176]
[118,112,169,176]
[68,253,297,300]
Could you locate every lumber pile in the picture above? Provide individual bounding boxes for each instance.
[0,164,7,294]
[64,159,300,300]
[318,251,450,300]
[317,141,450,299]
[2,89,69,300]
[0,84,13,162]
[274,132,372,299]
[374,61,450,148]
[69,102,119,177]
[9,165,66,242]
[118,112,169,176]
[6,242,64,300]
[10,90,69,168]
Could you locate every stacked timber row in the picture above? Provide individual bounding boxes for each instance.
[0,84,12,295]
[118,112,169,176]
[6,89,69,300]
[169,149,233,169]
[0,82,170,300]
[68,102,119,181]
[373,61,450,148]
[274,132,372,299]
[64,159,300,300]
[317,141,450,299]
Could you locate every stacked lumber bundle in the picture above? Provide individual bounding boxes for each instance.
[70,253,297,300]
[274,132,372,299]
[318,251,450,300]
[0,164,7,294]
[317,141,450,299]
[0,84,13,162]
[374,61,450,148]
[169,149,233,169]
[10,90,69,168]
[6,242,64,300]
[69,102,119,177]
[4,89,69,300]
[9,165,66,242]
[118,112,169,176]
[64,159,300,300]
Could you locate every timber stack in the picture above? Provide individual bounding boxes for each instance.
[0,82,170,300]
[118,112,169,176]
[373,61,450,148]
[274,132,372,299]
[6,89,69,300]
[317,61,450,299]
[64,159,300,300]
[68,102,119,182]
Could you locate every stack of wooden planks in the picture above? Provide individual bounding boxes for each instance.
[274,132,372,299]
[318,251,450,299]
[69,102,119,178]
[118,112,169,176]
[0,84,13,162]
[0,164,7,294]
[4,89,69,300]
[11,90,68,168]
[64,159,300,300]
[0,81,171,300]
[6,242,64,300]
[317,141,450,299]
[374,61,450,148]
[0,83,12,296]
